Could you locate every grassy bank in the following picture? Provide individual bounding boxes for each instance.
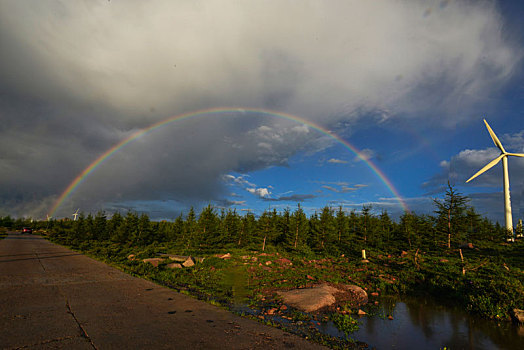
[45,234,523,346]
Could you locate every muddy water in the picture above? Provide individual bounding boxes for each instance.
[322,296,524,349]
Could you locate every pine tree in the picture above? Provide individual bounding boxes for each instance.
[93,211,107,240]
[318,206,336,251]
[433,182,470,248]
[290,204,308,250]
[108,212,125,243]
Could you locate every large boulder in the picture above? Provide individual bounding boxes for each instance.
[277,283,368,313]
[277,284,339,312]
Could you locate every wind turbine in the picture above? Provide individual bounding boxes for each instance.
[72,208,80,221]
[466,119,524,238]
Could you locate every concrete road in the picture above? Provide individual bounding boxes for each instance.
[0,232,325,350]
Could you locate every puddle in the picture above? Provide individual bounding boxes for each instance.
[320,296,524,349]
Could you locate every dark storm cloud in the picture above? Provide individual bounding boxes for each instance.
[0,1,521,218]
[263,194,317,202]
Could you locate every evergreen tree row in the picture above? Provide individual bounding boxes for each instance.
[1,184,514,255]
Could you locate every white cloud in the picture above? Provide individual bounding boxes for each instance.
[327,158,348,164]
[247,187,271,198]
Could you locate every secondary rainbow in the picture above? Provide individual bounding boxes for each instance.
[48,108,409,216]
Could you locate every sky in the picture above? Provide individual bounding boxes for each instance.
[1,0,524,223]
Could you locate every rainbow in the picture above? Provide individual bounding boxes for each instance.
[48,108,409,216]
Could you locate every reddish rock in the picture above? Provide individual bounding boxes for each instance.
[440,258,449,263]
[218,253,231,259]
[277,284,338,312]
[266,308,277,315]
[358,309,367,316]
[142,258,164,267]
[400,251,408,257]
[275,258,293,266]
[166,262,183,269]
[371,292,379,297]
[512,309,524,324]
[265,260,272,265]
[182,257,196,267]
[280,305,288,311]
[127,254,136,261]
[306,275,315,280]
[345,285,368,305]
[388,315,394,320]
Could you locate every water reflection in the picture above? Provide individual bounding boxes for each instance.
[323,296,523,349]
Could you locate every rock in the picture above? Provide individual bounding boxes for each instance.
[460,242,474,249]
[218,253,231,259]
[361,259,370,263]
[266,308,277,315]
[371,292,379,297]
[167,262,183,269]
[127,254,136,261]
[265,260,272,265]
[275,258,293,266]
[439,259,449,263]
[512,309,524,324]
[277,284,339,312]
[280,305,288,311]
[388,315,394,320]
[182,257,196,267]
[306,275,315,280]
[358,309,366,316]
[345,285,368,305]
[401,251,408,257]
[142,258,164,267]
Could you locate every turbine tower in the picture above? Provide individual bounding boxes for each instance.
[466,119,524,237]
[72,208,80,221]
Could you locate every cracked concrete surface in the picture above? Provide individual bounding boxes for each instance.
[0,233,325,349]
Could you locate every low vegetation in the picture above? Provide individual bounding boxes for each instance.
[1,183,523,347]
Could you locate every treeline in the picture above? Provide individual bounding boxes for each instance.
[1,184,515,255]
[10,185,510,256]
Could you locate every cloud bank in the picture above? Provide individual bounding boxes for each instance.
[0,0,521,218]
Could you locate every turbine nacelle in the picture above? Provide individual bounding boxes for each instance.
[466,120,524,183]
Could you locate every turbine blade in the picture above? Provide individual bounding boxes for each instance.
[483,119,506,153]
[466,154,504,183]
[507,153,524,158]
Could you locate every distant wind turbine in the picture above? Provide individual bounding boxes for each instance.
[466,119,524,237]
[72,208,80,221]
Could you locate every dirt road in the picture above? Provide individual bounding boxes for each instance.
[0,232,325,349]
